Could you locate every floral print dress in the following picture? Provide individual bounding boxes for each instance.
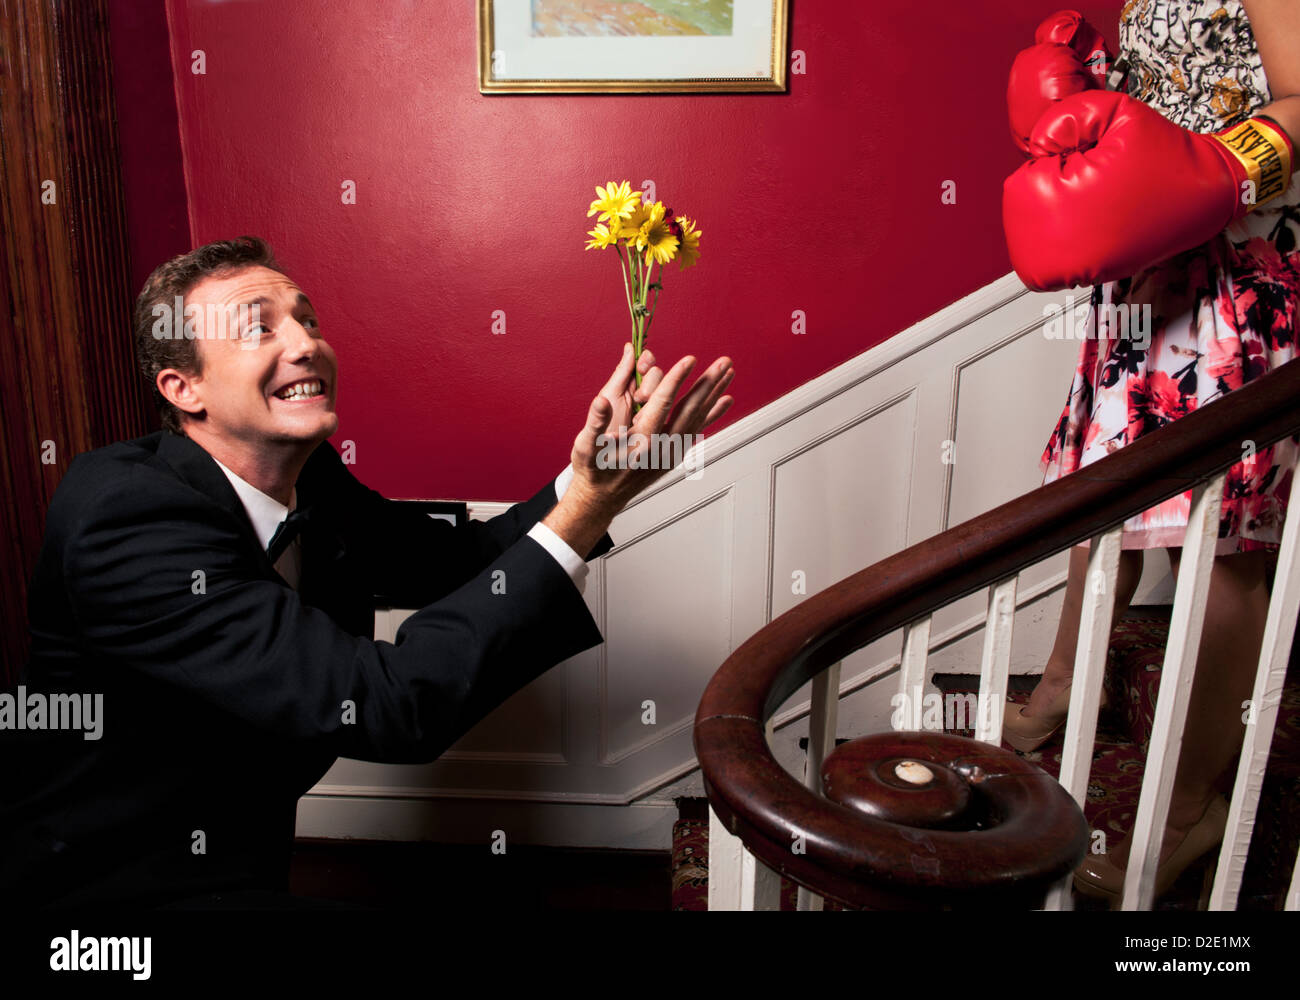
[1040,0,1300,552]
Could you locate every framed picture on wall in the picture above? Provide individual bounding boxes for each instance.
[372,501,470,606]
[478,0,789,93]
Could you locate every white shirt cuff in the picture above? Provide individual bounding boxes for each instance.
[554,464,575,501]
[527,521,589,595]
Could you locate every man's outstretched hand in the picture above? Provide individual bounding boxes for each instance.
[543,344,735,558]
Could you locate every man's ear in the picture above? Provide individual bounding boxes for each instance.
[157,367,205,421]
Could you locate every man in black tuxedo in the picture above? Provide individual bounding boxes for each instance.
[0,236,734,908]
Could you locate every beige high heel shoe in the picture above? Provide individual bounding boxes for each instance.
[1002,682,1108,753]
[1073,796,1229,905]
[1002,685,1073,752]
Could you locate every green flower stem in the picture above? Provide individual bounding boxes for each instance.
[615,243,665,415]
[641,257,660,347]
[617,243,643,413]
[617,244,635,327]
[617,244,640,399]
[633,251,647,391]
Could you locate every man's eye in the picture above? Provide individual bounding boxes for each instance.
[243,323,271,341]
[302,316,320,330]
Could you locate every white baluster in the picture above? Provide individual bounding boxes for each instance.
[1044,528,1122,911]
[706,806,746,911]
[1123,474,1225,910]
[898,616,932,730]
[976,576,1018,744]
[707,807,783,912]
[707,717,782,910]
[740,845,783,911]
[751,717,784,910]
[1210,453,1300,909]
[798,661,842,911]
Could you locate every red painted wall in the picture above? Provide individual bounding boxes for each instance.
[112,1,1124,500]
[107,0,190,297]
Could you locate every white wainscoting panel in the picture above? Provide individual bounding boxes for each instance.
[600,488,736,764]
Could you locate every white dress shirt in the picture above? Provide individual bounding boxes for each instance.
[212,458,589,595]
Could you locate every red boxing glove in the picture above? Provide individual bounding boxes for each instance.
[1008,10,1114,153]
[1003,89,1294,291]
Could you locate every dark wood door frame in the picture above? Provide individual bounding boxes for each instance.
[1,0,153,682]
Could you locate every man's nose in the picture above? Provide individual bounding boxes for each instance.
[282,320,320,361]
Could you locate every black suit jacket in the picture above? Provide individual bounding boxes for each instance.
[0,430,611,907]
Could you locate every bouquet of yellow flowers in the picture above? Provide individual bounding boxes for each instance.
[584,180,701,396]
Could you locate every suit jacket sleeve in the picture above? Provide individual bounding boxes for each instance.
[59,458,607,766]
[312,446,614,608]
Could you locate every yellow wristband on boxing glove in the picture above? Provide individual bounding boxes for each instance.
[1212,115,1294,209]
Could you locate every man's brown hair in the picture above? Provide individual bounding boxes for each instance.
[133,236,283,434]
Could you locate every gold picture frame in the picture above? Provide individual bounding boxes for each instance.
[478,0,789,94]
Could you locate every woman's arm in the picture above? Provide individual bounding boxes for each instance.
[1242,0,1300,170]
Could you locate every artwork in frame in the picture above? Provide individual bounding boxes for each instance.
[372,501,470,606]
[478,0,789,93]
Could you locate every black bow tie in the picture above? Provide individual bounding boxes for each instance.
[266,505,314,564]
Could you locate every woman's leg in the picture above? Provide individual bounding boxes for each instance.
[1102,546,1271,868]
[1163,547,1270,829]
[1023,543,1145,718]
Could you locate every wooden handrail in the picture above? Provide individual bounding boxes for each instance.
[695,355,1300,909]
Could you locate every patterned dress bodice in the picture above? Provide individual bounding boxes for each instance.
[1114,0,1272,133]
[1109,0,1300,242]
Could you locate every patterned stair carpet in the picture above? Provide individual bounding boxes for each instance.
[672,613,1300,911]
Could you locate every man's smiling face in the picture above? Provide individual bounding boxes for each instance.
[175,265,339,452]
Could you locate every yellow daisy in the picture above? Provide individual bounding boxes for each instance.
[584,221,622,250]
[628,202,679,266]
[617,200,651,239]
[587,180,640,225]
[676,216,701,269]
